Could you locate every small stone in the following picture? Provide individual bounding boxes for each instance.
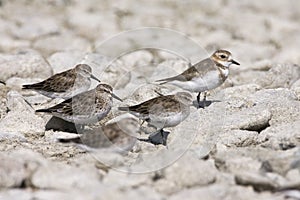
[169,184,277,200]
[256,63,300,89]
[216,130,258,147]
[33,34,91,56]
[103,171,151,189]
[0,154,27,188]
[258,121,300,150]
[0,91,45,135]
[235,172,278,191]
[0,49,52,81]
[47,51,87,74]
[31,164,102,190]
[10,14,60,40]
[164,154,217,190]
[291,79,300,100]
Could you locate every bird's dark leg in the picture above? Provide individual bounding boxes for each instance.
[160,129,165,145]
[197,92,201,108]
[154,90,164,97]
[203,91,207,102]
[203,91,207,107]
[138,129,170,147]
[160,129,170,147]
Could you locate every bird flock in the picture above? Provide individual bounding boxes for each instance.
[22,50,239,146]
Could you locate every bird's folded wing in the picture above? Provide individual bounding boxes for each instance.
[23,69,76,92]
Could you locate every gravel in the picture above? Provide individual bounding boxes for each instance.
[0,0,299,199]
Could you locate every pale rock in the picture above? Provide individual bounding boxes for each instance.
[103,171,151,189]
[0,189,32,200]
[0,35,31,52]
[0,149,46,188]
[164,154,217,190]
[256,64,300,89]
[258,121,300,150]
[6,77,43,92]
[66,8,118,40]
[0,91,45,135]
[249,89,300,125]
[221,106,272,132]
[0,84,9,120]
[234,172,278,191]
[31,163,102,190]
[170,184,280,200]
[47,51,87,74]
[0,153,27,188]
[0,49,52,81]
[9,13,61,40]
[291,79,300,100]
[120,186,164,200]
[33,34,91,56]
[0,132,26,142]
[216,130,258,147]
[228,42,276,66]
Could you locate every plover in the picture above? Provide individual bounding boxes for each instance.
[157,50,240,107]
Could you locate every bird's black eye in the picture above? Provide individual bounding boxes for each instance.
[220,54,227,59]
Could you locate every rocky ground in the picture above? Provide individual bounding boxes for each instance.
[0,0,300,199]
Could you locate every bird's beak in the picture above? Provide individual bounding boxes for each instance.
[231,60,240,65]
[91,74,101,82]
[112,93,123,102]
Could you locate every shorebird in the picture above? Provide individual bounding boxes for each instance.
[36,84,122,125]
[23,64,101,99]
[157,50,240,107]
[118,92,193,146]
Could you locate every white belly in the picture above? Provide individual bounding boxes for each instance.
[53,108,111,124]
[170,70,224,92]
[148,110,190,129]
[39,85,90,99]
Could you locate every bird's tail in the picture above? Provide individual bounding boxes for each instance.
[155,76,178,85]
[118,107,130,111]
[157,81,168,85]
[22,84,32,89]
[57,137,82,144]
[35,108,51,113]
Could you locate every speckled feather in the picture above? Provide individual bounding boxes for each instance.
[36,84,114,124]
[22,64,100,99]
[23,68,77,92]
[119,92,193,128]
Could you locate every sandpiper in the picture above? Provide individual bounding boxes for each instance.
[156,50,240,107]
[22,64,101,99]
[36,84,122,124]
[118,92,193,146]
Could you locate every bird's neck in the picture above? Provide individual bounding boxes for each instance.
[216,63,229,81]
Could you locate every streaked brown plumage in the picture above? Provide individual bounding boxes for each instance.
[22,64,101,99]
[36,84,122,124]
[58,118,138,152]
[119,92,193,130]
[118,92,193,146]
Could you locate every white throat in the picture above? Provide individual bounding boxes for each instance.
[219,67,229,77]
[218,60,232,68]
